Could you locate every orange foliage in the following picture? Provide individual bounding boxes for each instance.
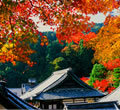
[0,0,120,65]
[71,32,96,45]
[80,77,89,84]
[40,36,49,46]
[107,87,116,94]
[103,58,120,70]
[60,32,96,45]
[93,79,115,93]
[81,77,115,93]
[87,16,120,63]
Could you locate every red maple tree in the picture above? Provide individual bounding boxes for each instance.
[0,0,119,65]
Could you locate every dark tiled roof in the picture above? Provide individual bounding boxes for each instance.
[35,88,104,100]
[21,68,71,100]
[64,101,119,110]
[6,88,36,109]
[0,81,37,109]
[21,68,104,100]
[8,88,22,97]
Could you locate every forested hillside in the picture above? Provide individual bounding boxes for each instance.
[0,23,103,87]
[0,0,119,96]
[1,20,120,94]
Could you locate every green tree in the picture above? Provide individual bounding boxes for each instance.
[51,57,65,71]
[113,68,120,88]
[61,40,94,77]
[46,40,65,62]
[0,62,28,87]
[89,64,107,86]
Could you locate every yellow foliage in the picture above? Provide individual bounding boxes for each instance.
[87,16,120,63]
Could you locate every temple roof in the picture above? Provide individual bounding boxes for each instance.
[99,86,120,105]
[8,88,22,97]
[21,68,104,100]
[64,101,119,110]
[35,88,104,100]
[0,81,37,109]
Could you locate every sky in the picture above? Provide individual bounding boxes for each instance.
[88,9,119,23]
[88,13,108,23]
[33,9,119,32]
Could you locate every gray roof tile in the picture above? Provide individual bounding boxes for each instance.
[99,86,120,105]
[21,68,104,100]
[64,101,119,110]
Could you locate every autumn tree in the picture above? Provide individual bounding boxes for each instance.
[87,16,120,63]
[103,58,120,70]
[88,64,116,93]
[0,32,59,87]
[0,0,120,65]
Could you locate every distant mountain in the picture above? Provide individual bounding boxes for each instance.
[39,23,104,41]
[91,23,104,33]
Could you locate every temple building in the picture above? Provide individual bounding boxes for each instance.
[21,68,105,109]
[64,101,119,110]
[0,81,37,109]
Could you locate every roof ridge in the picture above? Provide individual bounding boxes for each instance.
[31,68,71,91]
[53,68,71,75]
[20,68,70,99]
[21,67,104,100]
[41,73,67,92]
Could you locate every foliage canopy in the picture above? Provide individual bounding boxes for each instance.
[0,0,120,64]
